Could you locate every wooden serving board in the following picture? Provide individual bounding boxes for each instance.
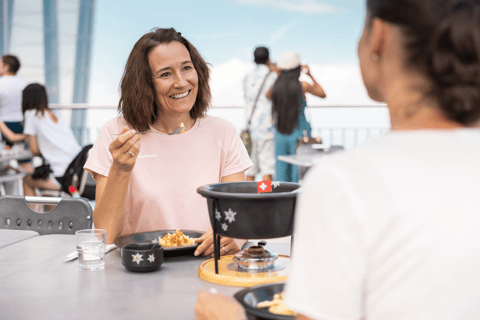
[198,255,290,287]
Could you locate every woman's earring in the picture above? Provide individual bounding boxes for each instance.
[371,54,380,61]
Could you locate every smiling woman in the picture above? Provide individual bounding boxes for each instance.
[119,28,211,133]
[84,28,253,255]
[148,42,199,124]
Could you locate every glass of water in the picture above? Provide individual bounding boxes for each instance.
[75,229,107,271]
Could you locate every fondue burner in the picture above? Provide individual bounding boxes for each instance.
[229,245,285,273]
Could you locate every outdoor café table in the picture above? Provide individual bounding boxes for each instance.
[0,234,290,320]
[0,149,32,164]
[0,229,39,249]
[0,148,32,195]
[277,153,326,168]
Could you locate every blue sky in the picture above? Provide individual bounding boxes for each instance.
[89,0,371,105]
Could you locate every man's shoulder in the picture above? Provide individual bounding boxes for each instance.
[243,69,257,82]
[19,76,29,86]
[246,65,270,77]
[0,75,28,87]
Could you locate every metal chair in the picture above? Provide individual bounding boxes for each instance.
[0,195,93,235]
[34,145,96,201]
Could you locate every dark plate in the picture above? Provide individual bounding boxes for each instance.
[114,229,203,258]
[234,282,294,320]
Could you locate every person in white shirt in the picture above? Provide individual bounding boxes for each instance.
[194,0,480,319]
[21,83,81,196]
[0,121,26,143]
[243,46,277,182]
[0,55,29,145]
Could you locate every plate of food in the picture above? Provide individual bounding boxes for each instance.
[114,229,204,258]
[234,282,295,320]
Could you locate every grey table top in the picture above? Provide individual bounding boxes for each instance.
[0,171,27,183]
[0,229,39,249]
[0,235,290,320]
[0,149,32,164]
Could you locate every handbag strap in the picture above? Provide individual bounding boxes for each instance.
[247,71,272,129]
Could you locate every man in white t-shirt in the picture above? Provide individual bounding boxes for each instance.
[0,55,29,146]
[243,47,277,182]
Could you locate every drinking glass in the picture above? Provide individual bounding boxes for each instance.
[75,229,107,270]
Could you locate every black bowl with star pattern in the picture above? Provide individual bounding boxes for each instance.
[197,181,301,239]
[121,243,164,272]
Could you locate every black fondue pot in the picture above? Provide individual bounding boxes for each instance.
[197,181,300,274]
[197,181,300,239]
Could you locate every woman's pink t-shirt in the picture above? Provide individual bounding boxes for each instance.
[84,116,252,237]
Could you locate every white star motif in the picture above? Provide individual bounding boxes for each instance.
[222,223,228,231]
[272,181,281,189]
[215,209,222,221]
[151,239,158,244]
[224,208,236,223]
[259,182,267,191]
[148,254,155,263]
[132,253,144,265]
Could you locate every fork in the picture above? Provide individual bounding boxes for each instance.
[114,124,185,136]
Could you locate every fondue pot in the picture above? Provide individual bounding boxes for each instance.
[197,181,300,275]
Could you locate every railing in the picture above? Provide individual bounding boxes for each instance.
[52,104,391,150]
[316,127,390,149]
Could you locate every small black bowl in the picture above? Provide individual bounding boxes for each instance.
[121,243,164,273]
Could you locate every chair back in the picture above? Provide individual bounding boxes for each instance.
[0,196,93,235]
[60,145,96,200]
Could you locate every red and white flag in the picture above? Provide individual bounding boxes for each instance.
[257,180,272,193]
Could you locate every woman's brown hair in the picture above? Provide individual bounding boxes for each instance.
[119,28,211,131]
[367,0,480,125]
[22,83,49,116]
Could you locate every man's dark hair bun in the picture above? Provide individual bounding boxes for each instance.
[427,1,480,125]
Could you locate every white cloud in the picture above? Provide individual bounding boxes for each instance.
[236,0,346,14]
[210,59,254,106]
[301,62,377,106]
[209,58,377,107]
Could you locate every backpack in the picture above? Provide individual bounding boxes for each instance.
[60,144,95,200]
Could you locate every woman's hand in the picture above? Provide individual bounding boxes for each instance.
[302,65,312,76]
[195,291,247,320]
[109,126,140,172]
[194,229,241,257]
[268,61,280,74]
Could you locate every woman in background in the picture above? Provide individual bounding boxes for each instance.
[21,83,81,196]
[195,0,480,319]
[268,51,326,182]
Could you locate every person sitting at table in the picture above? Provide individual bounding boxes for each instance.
[84,28,252,254]
[266,51,326,183]
[0,121,27,176]
[195,0,480,319]
[0,121,27,143]
[21,83,81,196]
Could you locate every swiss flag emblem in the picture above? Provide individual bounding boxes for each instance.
[257,180,272,193]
